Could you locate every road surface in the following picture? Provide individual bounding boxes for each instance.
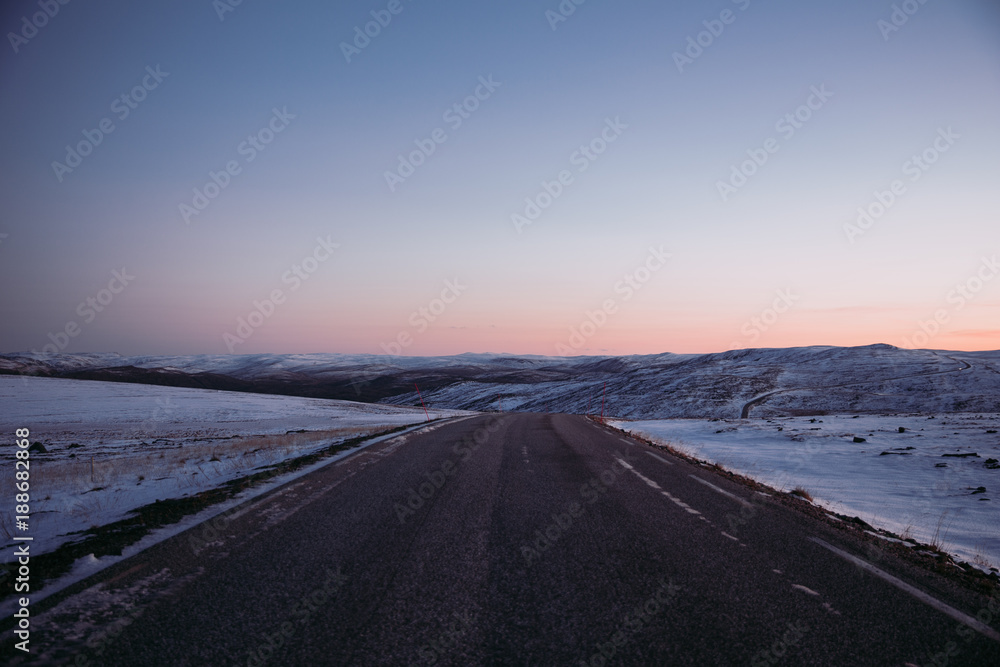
[10,413,999,665]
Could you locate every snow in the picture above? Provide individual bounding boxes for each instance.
[612,414,1000,572]
[3,345,999,418]
[0,376,468,562]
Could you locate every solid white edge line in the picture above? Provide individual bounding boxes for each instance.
[0,417,459,618]
[644,450,674,466]
[808,537,1000,643]
[688,474,753,509]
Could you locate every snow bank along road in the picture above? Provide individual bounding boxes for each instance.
[6,414,998,665]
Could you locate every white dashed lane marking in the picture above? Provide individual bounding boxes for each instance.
[617,458,662,490]
[644,450,674,466]
[617,458,702,515]
[688,475,753,509]
[661,490,701,515]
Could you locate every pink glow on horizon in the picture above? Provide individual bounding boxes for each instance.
[235,317,999,357]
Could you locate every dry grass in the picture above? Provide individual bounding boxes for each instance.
[971,542,994,571]
[930,510,952,552]
[19,425,390,527]
[790,486,814,502]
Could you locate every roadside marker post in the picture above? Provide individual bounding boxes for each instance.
[600,382,606,423]
[414,383,430,421]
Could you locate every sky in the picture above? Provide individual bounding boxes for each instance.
[1,0,999,357]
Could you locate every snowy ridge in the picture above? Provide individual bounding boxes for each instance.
[2,344,998,418]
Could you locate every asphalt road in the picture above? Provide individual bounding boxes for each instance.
[13,413,1000,666]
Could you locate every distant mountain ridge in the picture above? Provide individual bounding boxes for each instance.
[2,345,998,419]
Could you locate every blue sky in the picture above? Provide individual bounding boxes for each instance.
[1,0,999,356]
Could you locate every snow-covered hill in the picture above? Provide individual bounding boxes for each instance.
[2,344,998,418]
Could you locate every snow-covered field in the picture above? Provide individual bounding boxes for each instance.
[0,376,467,561]
[612,414,1000,572]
